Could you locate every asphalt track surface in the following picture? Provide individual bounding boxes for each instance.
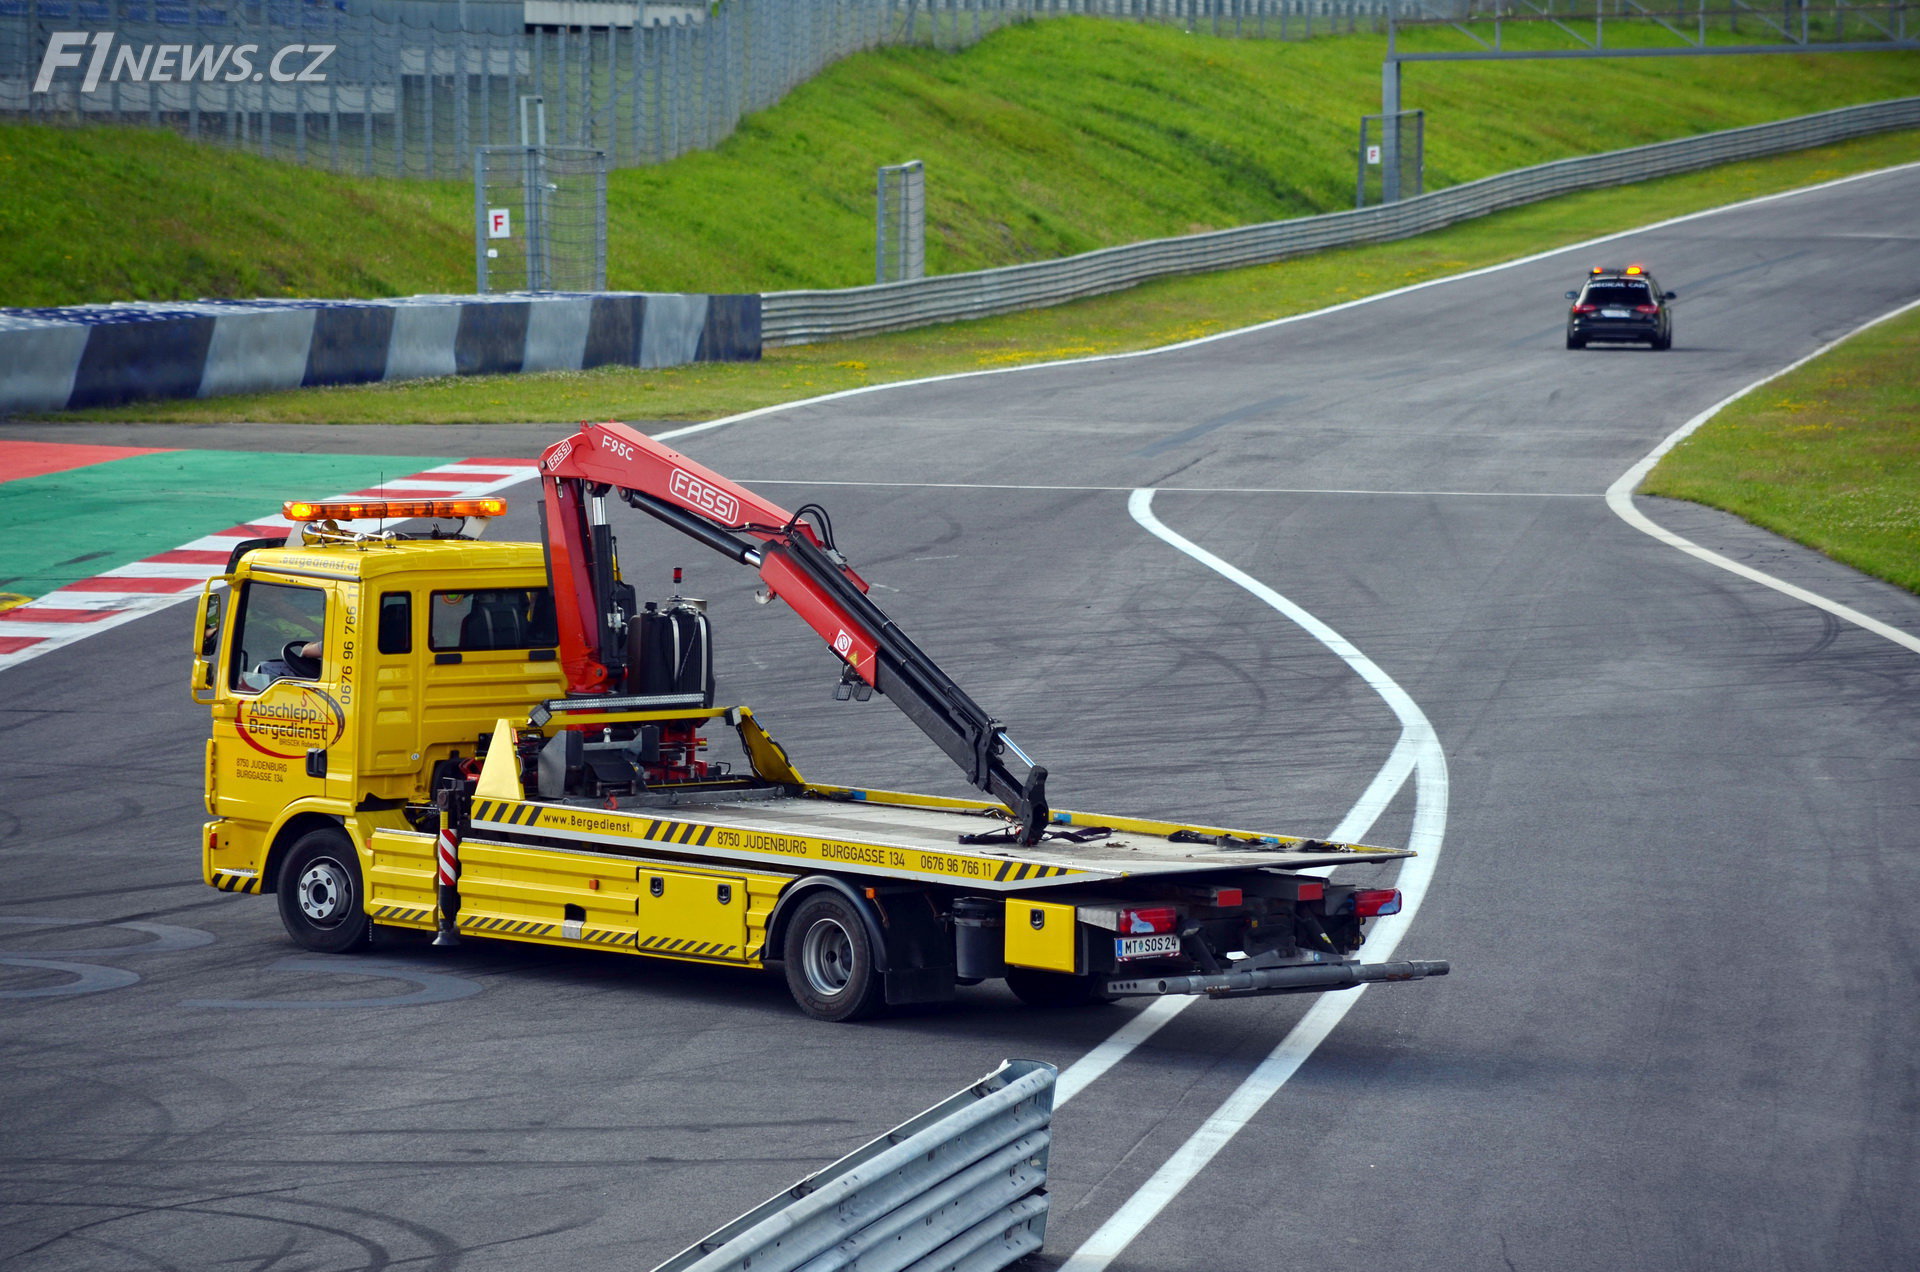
[5,166,1919,1272]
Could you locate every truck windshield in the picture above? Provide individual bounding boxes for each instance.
[230,580,327,692]
[429,588,559,652]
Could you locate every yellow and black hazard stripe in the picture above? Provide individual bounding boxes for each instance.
[371,903,432,923]
[211,871,261,894]
[574,927,635,948]
[641,819,715,847]
[992,860,1073,883]
[473,799,720,849]
[460,914,559,938]
[637,935,740,961]
[473,799,543,827]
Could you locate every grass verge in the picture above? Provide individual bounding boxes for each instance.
[1642,304,1920,596]
[39,127,1919,426]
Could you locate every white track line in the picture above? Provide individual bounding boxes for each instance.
[653,166,1908,1219]
[730,478,1595,498]
[1607,295,1920,658]
[653,161,1920,445]
[1053,490,1446,1106]
[638,166,1895,1253]
[1054,491,1448,1272]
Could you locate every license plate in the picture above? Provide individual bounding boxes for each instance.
[1601,309,1630,318]
[1115,933,1182,961]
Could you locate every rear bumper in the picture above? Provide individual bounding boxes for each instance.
[1105,958,1450,999]
[1571,319,1661,342]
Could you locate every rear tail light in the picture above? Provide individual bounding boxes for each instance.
[1572,304,1598,314]
[1633,303,1659,315]
[1118,906,1178,935]
[1353,889,1402,917]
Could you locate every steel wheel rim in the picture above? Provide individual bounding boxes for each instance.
[296,858,351,927]
[800,917,855,997]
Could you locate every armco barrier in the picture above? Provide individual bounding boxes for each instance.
[0,291,761,414]
[651,1058,1056,1272]
[762,97,1920,344]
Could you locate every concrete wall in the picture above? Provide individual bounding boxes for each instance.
[0,291,762,414]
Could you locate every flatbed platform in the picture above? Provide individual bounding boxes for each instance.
[467,785,1413,893]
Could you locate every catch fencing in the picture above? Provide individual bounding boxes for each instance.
[2,0,1410,178]
[474,143,607,292]
[762,96,1920,344]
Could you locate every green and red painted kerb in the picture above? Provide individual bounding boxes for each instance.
[0,441,536,670]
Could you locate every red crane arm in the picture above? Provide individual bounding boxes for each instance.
[535,421,1049,844]
[538,420,873,696]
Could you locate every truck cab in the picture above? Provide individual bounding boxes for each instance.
[194,533,565,899]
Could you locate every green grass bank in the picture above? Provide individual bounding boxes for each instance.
[1643,305,1920,596]
[2,20,1917,307]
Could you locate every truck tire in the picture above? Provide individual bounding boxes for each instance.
[276,827,371,954]
[1006,968,1113,1008]
[782,892,885,1022]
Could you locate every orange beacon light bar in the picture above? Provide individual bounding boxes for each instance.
[284,497,509,522]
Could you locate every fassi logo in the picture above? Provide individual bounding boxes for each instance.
[669,468,741,525]
[34,32,334,93]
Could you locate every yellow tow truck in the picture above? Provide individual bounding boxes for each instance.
[192,423,1446,1020]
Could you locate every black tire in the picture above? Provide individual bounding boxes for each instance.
[276,827,371,954]
[1006,968,1114,1008]
[1653,332,1672,350]
[1565,334,1584,350]
[781,892,885,1022]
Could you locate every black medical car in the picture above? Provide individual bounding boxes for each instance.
[1565,265,1676,350]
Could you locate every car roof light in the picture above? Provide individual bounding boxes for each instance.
[1590,265,1605,274]
[284,497,508,522]
[1624,264,1644,275]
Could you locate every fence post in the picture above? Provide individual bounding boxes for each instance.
[475,148,489,292]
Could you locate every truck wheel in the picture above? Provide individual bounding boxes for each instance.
[1006,968,1113,1008]
[276,827,371,954]
[782,892,884,1022]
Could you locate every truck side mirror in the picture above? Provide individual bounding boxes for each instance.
[190,580,227,704]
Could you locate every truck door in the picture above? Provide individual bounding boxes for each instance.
[211,577,348,824]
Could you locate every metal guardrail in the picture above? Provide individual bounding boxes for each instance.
[762,96,1920,344]
[650,1058,1056,1272]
